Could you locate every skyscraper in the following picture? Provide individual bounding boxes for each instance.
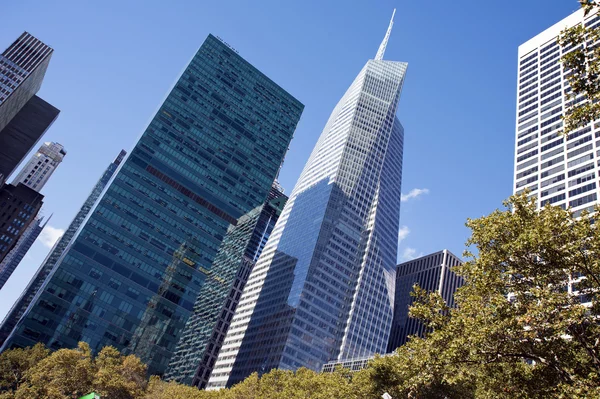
[209,11,406,388]
[0,184,44,263]
[165,184,287,387]
[514,9,600,216]
[13,142,66,191]
[0,33,58,186]
[386,250,463,352]
[0,215,50,290]
[2,34,303,378]
[0,141,66,289]
[0,96,59,187]
[0,32,53,133]
[0,150,125,346]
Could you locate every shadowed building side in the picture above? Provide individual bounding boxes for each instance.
[387,250,463,352]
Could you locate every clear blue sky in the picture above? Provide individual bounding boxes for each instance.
[0,0,581,320]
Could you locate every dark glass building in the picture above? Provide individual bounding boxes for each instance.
[0,32,58,186]
[165,184,286,387]
[386,249,463,352]
[0,184,44,262]
[1,34,303,378]
[0,215,50,290]
[0,150,125,346]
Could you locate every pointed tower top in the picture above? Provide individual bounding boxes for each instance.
[375,9,396,61]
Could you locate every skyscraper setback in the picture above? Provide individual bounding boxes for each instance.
[209,10,406,388]
[514,9,600,215]
[2,34,303,379]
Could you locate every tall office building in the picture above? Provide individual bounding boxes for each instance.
[0,96,59,187]
[386,250,463,352]
[0,32,53,132]
[13,142,66,191]
[514,9,600,216]
[209,11,406,388]
[0,33,58,186]
[2,34,303,378]
[0,150,125,346]
[165,184,287,387]
[0,141,66,289]
[0,184,44,263]
[0,215,50,290]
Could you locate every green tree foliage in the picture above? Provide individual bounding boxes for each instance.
[143,376,217,399]
[93,346,147,399]
[358,195,600,398]
[14,342,95,399]
[2,193,600,399]
[0,343,49,392]
[0,342,147,399]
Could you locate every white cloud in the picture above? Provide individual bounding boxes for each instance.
[401,188,429,202]
[400,247,422,262]
[398,225,410,243]
[39,225,64,249]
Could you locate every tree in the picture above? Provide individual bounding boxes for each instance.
[143,376,220,399]
[359,195,600,398]
[14,342,95,399]
[93,346,147,399]
[0,343,49,392]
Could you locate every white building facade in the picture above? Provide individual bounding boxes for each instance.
[13,141,66,191]
[514,9,600,216]
[208,10,406,389]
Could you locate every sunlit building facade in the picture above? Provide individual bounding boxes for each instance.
[13,142,66,192]
[209,10,406,388]
[514,9,600,215]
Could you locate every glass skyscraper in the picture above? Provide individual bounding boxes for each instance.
[208,11,406,388]
[0,150,125,347]
[2,35,303,378]
[165,183,287,387]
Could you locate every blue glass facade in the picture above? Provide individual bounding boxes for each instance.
[165,184,286,387]
[209,15,406,387]
[0,150,126,347]
[2,34,303,377]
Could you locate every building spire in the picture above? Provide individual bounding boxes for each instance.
[375,9,396,61]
